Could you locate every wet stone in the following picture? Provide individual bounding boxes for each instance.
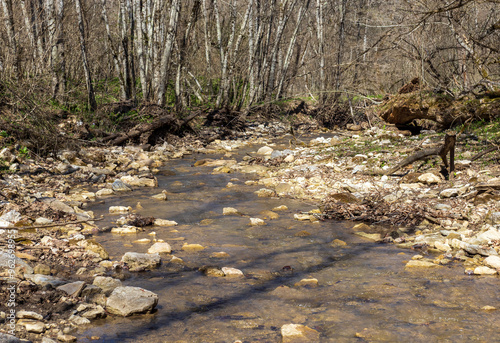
[223,207,241,216]
[112,179,132,192]
[182,243,205,252]
[405,260,440,268]
[484,255,500,269]
[121,252,161,272]
[106,286,159,316]
[473,266,497,275]
[148,242,172,254]
[281,324,320,343]
[249,218,266,226]
[294,278,319,288]
[222,267,244,277]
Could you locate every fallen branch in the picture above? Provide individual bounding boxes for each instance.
[384,134,456,176]
[471,145,500,161]
[9,216,103,231]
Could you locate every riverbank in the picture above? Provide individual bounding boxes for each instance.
[1,119,500,342]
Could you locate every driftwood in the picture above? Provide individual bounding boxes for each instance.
[471,145,500,161]
[384,134,456,175]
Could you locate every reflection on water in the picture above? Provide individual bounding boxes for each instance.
[80,143,500,342]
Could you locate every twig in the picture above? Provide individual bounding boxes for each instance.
[12,216,104,230]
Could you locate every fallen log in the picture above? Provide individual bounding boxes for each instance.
[384,133,456,176]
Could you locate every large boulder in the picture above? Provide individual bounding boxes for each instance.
[106,286,158,316]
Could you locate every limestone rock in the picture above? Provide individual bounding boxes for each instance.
[93,276,122,296]
[0,333,22,343]
[294,278,319,288]
[484,256,500,270]
[121,175,158,187]
[273,205,288,211]
[121,252,161,272]
[24,320,45,333]
[474,266,497,275]
[405,260,440,268]
[440,188,459,198]
[154,219,178,226]
[33,263,51,275]
[111,225,138,234]
[223,207,241,216]
[57,334,77,342]
[112,179,132,192]
[281,324,320,343]
[418,173,441,185]
[255,188,276,197]
[57,281,86,297]
[106,286,158,316]
[109,206,132,214]
[24,274,66,287]
[148,242,172,254]
[17,310,43,320]
[182,243,205,252]
[151,191,168,200]
[249,218,266,226]
[355,232,382,241]
[96,188,114,197]
[221,267,244,277]
[68,314,90,325]
[257,146,273,155]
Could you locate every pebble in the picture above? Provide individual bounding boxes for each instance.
[484,255,500,269]
[257,146,273,155]
[281,324,320,343]
[182,243,205,251]
[93,276,122,296]
[211,252,230,258]
[148,242,172,254]
[473,266,497,275]
[272,205,288,211]
[294,278,319,288]
[223,207,241,216]
[151,191,168,200]
[418,173,441,184]
[249,218,266,226]
[222,267,244,277]
[405,260,440,268]
[16,310,43,320]
[111,226,138,234]
[121,252,161,271]
[154,219,178,226]
[109,206,132,214]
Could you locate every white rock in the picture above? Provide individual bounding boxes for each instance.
[249,218,266,226]
[434,241,451,252]
[17,310,43,320]
[93,276,122,296]
[121,252,161,272]
[154,219,178,226]
[147,242,172,254]
[281,324,320,343]
[257,146,274,155]
[109,206,132,214]
[418,173,441,184]
[284,155,295,163]
[484,256,500,270]
[477,228,500,244]
[111,226,138,234]
[440,188,459,198]
[35,217,53,225]
[222,267,244,277]
[68,314,90,325]
[24,321,45,333]
[474,266,497,275]
[96,188,114,197]
[223,207,241,215]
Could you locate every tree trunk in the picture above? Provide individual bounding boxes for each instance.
[1,0,20,78]
[134,0,148,100]
[334,0,347,102]
[316,0,326,104]
[75,0,97,111]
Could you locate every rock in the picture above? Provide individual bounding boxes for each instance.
[81,285,102,298]
[223,207,241,216]
[405,260,440,268]
[80,240,109,260]
[434,241,451,252]
[249,218,266,226]
[257,146,273,155]
[294,230,311,237]
[328,192,360,204]
[34,263,51,275]
[434,203,451,211]
[112,179,132,192]
[148,242,172,254]
[24,274,66,287]
[151,191,168,200]
[24,320,45,333]
[96,188,114,197]
[440,188,459,198]
[35,217,53,225]
[133,238,151,244]
[284,155,295,163]
[222,267,244,277]
[109,206,132,214]
[79,304,106,319]
[182,243,205,252]
[56,334,77,342]
[200,266,225,277]
[482,305,497,311]
[57,281,86,297]
[154,219,178,226]
[484,256,500,269]
[477,228,500,244]
[121,175,158,187]
[418,173,441,184]
[294,214,314,221]
[281,324,320,343]
[355,232,382,241]
[294,278,319,288]
[93,276,122,296]
[211,251,230,258]
[106,286,158,316]
[474,266,497,275]
[463,244,498,256]
[111,226,138,234]
[0,333,22,343]
[121,252,161,272]
[331,239,347,247]
[255,188,276,197]
[17,310,43,320]
[68,314,90,325]
[272,205,288,211]
[487,212,500,225]
[259,210,279,219]
[275,183,293,195]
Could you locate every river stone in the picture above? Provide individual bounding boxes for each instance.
[151,191,168,200]
[257,146,273,155]
[476,228,500,244]
[223,207,241,216]
[434,203,452,211]
[294,278,319,288]
[39,197,75,213]
[355,232,382,241]
[68,314,90,325]
[259,210,279,219]
[93,276,122,296]
[211,251,230,258]
[474,266,497,275]
[57,281,86,297]
[154,219,178,226]
[106,286,158,316]
[222,267,244,277]
[0,333,22,343]
[112,180,132,192]
[273,205,288,211]
[25,274,66,287]
[121,175,158,187]
[284,155,295,163]
[109,206,132,214]
[405,260,440,268]
[148,242,172,254]
[255,188,276,197]
[96,188,114,197]
[331,239,347,247]
[24,320,45,333]
[111,226,138,234]
[434,241,451,252]
[17,310,43,320]
[440,188,459,198]
[79,240,109,260]
[484,256,500,269]
[281,324,320,343]
[418,173,441,185]
[33,263,51,275]
[182,243,205,252]
[463,243,498,256]
[57,334,77,342]
[79,304,106,319]
[249,218,266,226]
[121,252,161,271]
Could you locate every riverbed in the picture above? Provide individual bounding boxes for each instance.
[78,137,500,342]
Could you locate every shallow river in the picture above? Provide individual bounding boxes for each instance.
[79,137,499,342]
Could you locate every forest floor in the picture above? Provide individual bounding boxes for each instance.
[2,101,500,341]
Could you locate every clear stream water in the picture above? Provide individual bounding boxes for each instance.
[79,136,499,343]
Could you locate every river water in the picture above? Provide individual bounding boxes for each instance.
[79,137,499,342]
